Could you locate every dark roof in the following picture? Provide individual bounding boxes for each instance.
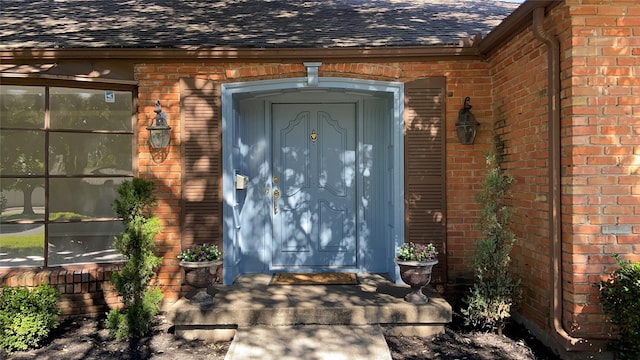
[0,0,520,50]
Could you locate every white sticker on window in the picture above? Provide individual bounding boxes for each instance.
[105,91,115,103]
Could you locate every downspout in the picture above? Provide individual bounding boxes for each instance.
[532,7,608,352]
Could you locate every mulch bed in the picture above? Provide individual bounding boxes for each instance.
[1,313,561,360]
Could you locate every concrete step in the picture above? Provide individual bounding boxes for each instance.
[167,273,452,342]
[225,325,392,360]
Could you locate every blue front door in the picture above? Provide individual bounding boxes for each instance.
[271,103,357,267]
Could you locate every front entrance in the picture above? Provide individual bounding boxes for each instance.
[220,77,405,285]
[271,103,356,267]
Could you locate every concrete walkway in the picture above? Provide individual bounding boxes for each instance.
[225,325,392,360]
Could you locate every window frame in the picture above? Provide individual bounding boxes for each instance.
[0,79,138,268]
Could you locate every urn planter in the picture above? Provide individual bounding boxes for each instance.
[180,260,222,305]
[394,258,438,304]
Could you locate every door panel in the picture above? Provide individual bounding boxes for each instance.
[272,103,356,267]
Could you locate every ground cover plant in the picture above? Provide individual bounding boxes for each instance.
[0,284,60,352]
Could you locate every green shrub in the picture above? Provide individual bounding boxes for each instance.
[107,178,163,340]
[106,286,163,340]
[597,254,640,360]
[462,153,521,335]
[112,177,156,223]
[0,284,61,352]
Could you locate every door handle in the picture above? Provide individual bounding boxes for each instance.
[273,189,280,215]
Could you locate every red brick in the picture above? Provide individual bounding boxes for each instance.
[618,17,640,26]
[570,5,597,15]
[585,17,618,27]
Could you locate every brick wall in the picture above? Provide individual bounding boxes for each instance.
[134,60,493,304]
[0,264,120,316]
[561,0,640,338]
[136,66,185,304]
[487,0,639,343]
[488,22,553,333]
[0,59,492,314]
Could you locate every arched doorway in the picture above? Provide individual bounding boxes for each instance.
[221,77,404,285]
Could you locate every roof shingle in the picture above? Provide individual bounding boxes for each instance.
[0,0,520,49]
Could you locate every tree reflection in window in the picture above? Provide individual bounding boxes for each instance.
[0,85,133,267]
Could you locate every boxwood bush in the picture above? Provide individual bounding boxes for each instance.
[0,284,61,352]
[597,254,640,360]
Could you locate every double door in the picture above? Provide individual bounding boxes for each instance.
[270,103,356,267]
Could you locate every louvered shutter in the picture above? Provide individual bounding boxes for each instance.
[180,78,222,247]
[404,77,447,284]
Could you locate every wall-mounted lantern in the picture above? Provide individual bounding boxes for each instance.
[146,100,171,149]
[455,97,479,145]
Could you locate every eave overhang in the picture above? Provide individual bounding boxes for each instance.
[0,45,482,63]
[478,0,561,57]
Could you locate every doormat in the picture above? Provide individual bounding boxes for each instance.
[270,272,358,285]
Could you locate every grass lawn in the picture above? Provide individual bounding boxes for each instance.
[1,212,87,249]
[1,232,43,249]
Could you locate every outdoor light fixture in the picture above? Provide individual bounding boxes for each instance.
[147,100,171,149]
[455,97,479,145]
